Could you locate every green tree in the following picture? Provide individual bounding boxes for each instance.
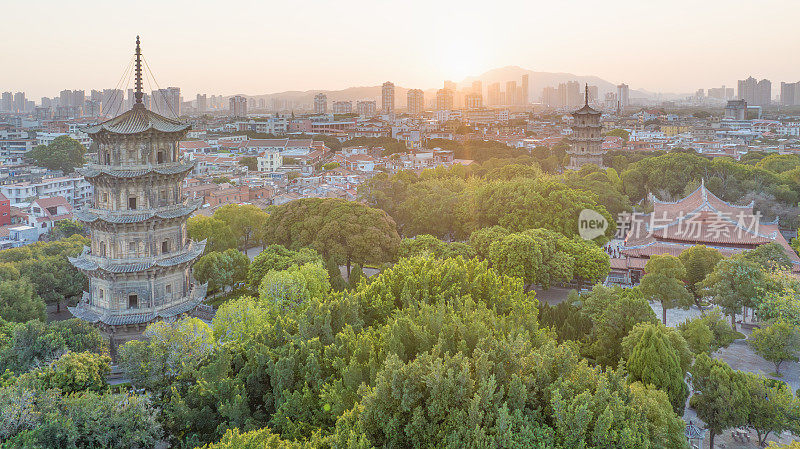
[118,317,214,397]
[690,354,748,449]
[468,226,510,259]
[239,156,258,171]
[193,251,233,294]
[187,216,237,253]
[742,372,800,446]
[678,245,723,308]
[487,229,574,289]
[702,255,767,329]
[605,128,631,143]
[26,351,111,394]
[678,309,741,354]
[639,254,692,324]
[743,242,792,271]
[621,322,691,413]
[51,219,88,240]
[213,204,269,250]
[0,319,107,374]
[24,135,86,173]
[581,285,659,367]
[0,278,46,323]
[258,262,330,309]
[261,198,400,276]
[247,245,322,289]
[749,320,800,375]
[348,263,363,287]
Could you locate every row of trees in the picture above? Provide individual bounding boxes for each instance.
[115,255,692,448]
[359,164,617,241]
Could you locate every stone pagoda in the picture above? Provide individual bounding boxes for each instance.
[69,37,206,345]
[566,84,605,170]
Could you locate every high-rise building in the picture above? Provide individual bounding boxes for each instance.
[471,81,482,96]
[357,100,377,117]
[781,81,800,106]
[101,89,124,116]
[332,101,353,114]
[521,74,529,104]
[617,83,630,107]
[381,82,395,115]
[68,37,206,345]
[738,76,771,107]
[72,90,86,109]
[314,93,327,114]
[505,81,517,104]
[1,92,12,112]
[435,89,454,111]
[465,93,483,109]
[13,92,26,113]
[567,85,605,170]
[407,89,424,115]
[229,95,247,117]
[151,87,181,116]
[542,87,558,107]
[756,79,771,106]
[487,83,501,106]
[564,81,581,108]
[196,94,207,112]
[444,80,457,92]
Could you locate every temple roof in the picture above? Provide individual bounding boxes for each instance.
[69,239,206,274]
[82,104,189,136]
[75,198,202,224]
[572,103,601,115]
[619,180,800,270]
[77,161,195,179]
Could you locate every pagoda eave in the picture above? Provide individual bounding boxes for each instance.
[75,199,202,225]
[69,240,207,275]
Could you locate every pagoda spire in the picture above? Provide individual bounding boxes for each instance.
[584,83,589,106]
[134,36,144,106]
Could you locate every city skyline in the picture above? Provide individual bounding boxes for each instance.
[2,0,799,99]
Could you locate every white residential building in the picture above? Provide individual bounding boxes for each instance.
[257,150,283,172]
[0,175,92,207]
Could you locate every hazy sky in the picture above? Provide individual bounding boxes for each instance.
[2,0,798,99]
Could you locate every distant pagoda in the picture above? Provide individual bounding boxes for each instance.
[566,84,605,170]
[69,37,206,343]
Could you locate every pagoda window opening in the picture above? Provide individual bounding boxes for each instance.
[104,152,110,165]
[157,150,165,164]
[128,196,137,210]
[99,241,106,257]
[128,241,137,255]
[161,240,170,254]
[128,294,139,309]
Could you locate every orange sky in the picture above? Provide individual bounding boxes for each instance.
[1,0,798,99]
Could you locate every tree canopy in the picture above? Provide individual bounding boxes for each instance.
[25,135,86,174]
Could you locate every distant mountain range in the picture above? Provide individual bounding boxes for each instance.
[240,66,656,109]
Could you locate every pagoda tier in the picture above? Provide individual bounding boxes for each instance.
[69,283,208,328]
